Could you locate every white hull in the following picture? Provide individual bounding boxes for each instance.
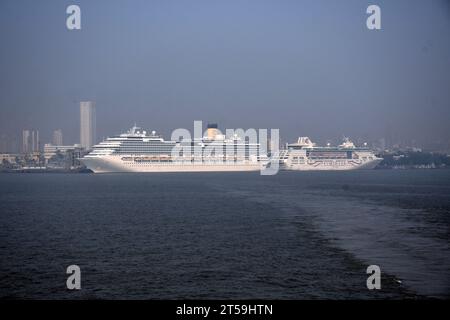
[81,128,383,173]
[281,158,382,171]
[81,156,262,173]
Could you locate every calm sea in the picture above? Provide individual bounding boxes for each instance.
[0,170,449,299]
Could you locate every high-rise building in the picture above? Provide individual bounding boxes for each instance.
[0,134,8,153]
[80,101,96,150]
[22,130,30,153]
[22,129,39,153]
[32,130,39,152]
[52,129,63,146]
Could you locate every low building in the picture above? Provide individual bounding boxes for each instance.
[43,144,82,160]
[0,153,20,164]
[44,144,87,169]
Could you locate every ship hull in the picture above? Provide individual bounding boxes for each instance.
[81,156,262,173]
[281,158,382,171]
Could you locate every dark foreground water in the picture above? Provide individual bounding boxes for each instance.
[0,170,449,299]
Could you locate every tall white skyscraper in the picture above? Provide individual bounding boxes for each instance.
[22,129,39,153]
[52,129,63,146]
[22,130,30,153]
[31,130,39,152]
[80,101,96,150]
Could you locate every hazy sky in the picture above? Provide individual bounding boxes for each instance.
[0,0,449,147]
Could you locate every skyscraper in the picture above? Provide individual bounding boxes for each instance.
[52,129,63,146]
[80,101,96,150]
[22,130,30,153]
[22,129,39,153]
[31,130,39,152]
[0,134,10,153]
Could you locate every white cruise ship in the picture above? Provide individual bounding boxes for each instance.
[81,124,265,173]
[277,137,382,171]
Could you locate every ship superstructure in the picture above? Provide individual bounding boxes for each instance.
[278,137,382,170]
[81,124,265,173]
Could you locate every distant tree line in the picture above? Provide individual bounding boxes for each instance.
[379,151,450,168]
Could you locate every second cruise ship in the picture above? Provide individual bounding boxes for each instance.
[277,137,382,170]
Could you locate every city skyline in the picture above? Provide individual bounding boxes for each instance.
[0,0,450,150]
[1,101,449,154]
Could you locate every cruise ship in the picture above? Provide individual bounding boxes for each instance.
[277,137,382,170]
[81,124,265,173]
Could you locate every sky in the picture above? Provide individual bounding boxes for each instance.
[0,0,449,148]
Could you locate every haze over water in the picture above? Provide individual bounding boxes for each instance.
[1,0,450,148]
